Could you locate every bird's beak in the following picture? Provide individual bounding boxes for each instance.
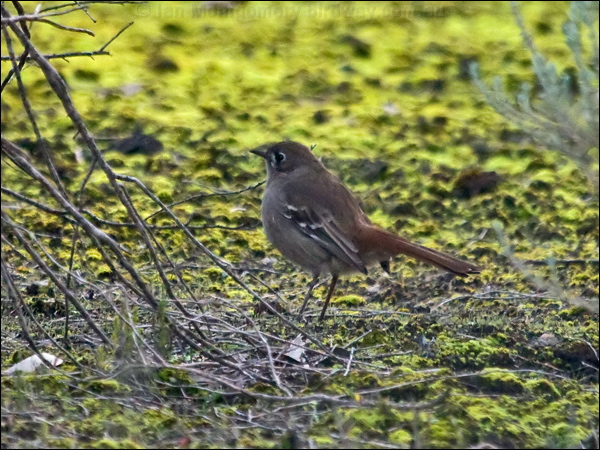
[250,148,267,158]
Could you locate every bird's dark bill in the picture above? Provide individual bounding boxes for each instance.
[250,148,267,158]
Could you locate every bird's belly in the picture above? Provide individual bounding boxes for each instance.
[263,211,323,268]
[262,211,359,276]
[260,182,366,276]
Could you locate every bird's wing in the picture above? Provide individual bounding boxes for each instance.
[280,172,368,274]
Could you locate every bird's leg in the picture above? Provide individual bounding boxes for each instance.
[380,260,391,274]
[319,275,339,321]
[298,273,319,318]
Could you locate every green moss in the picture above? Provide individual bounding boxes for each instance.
[141,408,178,429]
[389,428,413,445]
[332,294,366,306]
[83,379,131,395]
[91,438,143,449]
[310,435,334,446]
[474,371,526,395]
[525,379,562,400]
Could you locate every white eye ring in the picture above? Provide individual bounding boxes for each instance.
[273,152,285,163]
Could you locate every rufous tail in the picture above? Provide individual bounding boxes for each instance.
[362,227,480,276]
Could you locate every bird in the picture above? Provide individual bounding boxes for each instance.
[251,141,480,320]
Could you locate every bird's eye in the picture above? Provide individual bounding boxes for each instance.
[274,152,285,163]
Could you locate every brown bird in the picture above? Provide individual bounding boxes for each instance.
[252,141,480,320]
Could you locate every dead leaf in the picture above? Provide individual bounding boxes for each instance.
[284,335,305,363]
[4,353,64,375]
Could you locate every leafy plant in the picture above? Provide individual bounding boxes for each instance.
[471,1,599,193]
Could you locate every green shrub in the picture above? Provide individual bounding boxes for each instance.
[472,1,599,193]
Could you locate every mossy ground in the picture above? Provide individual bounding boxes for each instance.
[1,1,598,448]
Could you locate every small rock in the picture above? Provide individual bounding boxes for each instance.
[341,35,372,58]
[260,257,278,266]
[382,102,400,116]
[313,110,330,124]
[530,333,560,347]
[452,168,502,199]
[111,128,164,155]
